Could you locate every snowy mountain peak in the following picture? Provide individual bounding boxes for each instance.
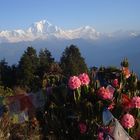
[82,25,94,30]
[27,19,60,34]
[66,25,100,40]
[0,19,139,43]
[0,19,101,43]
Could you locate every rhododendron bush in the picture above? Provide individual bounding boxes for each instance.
[43,60,140,140]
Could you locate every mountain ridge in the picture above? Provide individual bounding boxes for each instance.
[0,19,139,43]
[0,19,140,75]
[0,19,100,43]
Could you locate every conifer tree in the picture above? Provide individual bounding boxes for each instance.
[18,47,39,91]
[60,44,88,76]
[0,59,13,87]
[38,48,54,78]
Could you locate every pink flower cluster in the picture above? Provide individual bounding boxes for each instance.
[122,67,131,79]
[112,79,119,88]
[79,73,90,86]
[98,87,114,100]
[78,122,87,134]
[68,73,90,90]
[131,96,140,109]
[121,113,135,129]
[97,132,104,140]
[68,76,81,90]
[122,94,132,111]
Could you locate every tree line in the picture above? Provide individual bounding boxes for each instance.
[0,44,88,93]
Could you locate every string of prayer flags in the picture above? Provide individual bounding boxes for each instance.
[11,113,19,124]
[19,95,33,111]
[102,108,134,140]
[28,91,45,108]
[19,110,29,123]
[109,118,134,140]
[0,105,4,117]
[35,91,45,108]
[8,99,20,113]
[102,108,114,126]
[11,110,29,124]
[0,96,5,105]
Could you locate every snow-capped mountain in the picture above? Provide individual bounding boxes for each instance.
[66,26,100,40]
[28,20,58,34]
[0,19,140,75]
[0,20,100,43]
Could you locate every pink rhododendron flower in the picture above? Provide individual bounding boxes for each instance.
[122,67,131,78]
[97,132,104,140]
[121,114,135,129]
[108,102,115,110]
[121,94,132,111]
[98,87,114,100]
[106,85,115,95]
[131,96,140,109]
[68,76,81,90]
[78,122,87,134]
[112,79,119,88]
[78,73,90,86]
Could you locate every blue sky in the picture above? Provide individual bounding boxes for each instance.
[0,0,140,32]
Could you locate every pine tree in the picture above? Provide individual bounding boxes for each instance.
[0,59,13,87]
[60,44,88,76]
[18,47,39,91]
[38,48,54,78]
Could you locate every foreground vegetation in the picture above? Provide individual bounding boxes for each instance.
[0,45,140,139]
